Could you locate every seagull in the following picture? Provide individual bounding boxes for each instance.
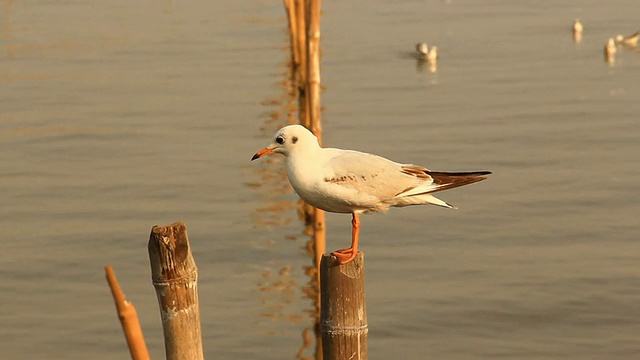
[605,37,617,62]
[416,42,429,55]
[426,46,438,62]
[252,125,491,264]
[415,42,429,60]
[615,31,639,47]
[572,19,583,43]
[572,19,583,34]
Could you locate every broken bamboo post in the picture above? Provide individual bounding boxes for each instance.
[148,221,203,360]
[320,253,368,360]
[105,265,150,360]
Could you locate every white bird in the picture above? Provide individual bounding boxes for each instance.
[427,46,438,62]
[615,31,639,47]
[572,19,583,34]
[416,42,429,55]
[605,37,617,62]
[252,125,491,264]
[572,19,583,43]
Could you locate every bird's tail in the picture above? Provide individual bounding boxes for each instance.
[417,171,491,209]
[425,170,491,193]
[426,170,492,194]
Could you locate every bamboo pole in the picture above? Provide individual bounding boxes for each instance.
[105,266,150,360]
[306,0,326,275]
[294,0,308,120]
[320,253,368,360]
[148,221,203,360]
[283,0,300,71]
[306,0,322,137]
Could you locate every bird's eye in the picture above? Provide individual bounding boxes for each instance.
[276,136,284,144]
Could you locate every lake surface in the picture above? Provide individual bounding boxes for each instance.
[1,0,639,359]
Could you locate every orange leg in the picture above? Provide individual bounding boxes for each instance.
[331,213,360,264]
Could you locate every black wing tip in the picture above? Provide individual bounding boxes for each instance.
[426,170,492,177]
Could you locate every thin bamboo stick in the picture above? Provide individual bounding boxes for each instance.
[283,0,300,70]
[306,0,322,136]
[148,221,203,360]
[105,265,150,360]
[295,0,308,114]
[305,0,325,275]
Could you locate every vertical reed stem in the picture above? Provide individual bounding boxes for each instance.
[305,0,326,276]
[148,221,203,360]
[306,0,322,138]
[283,0,300,70]
[294,0,308,101]
[105,266,150,360]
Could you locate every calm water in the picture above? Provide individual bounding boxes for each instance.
[2,0,639,359]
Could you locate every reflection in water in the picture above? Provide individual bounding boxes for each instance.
[256,265,307,329]
[572,31,582,44]
[416,58,438,74]
[250,44,322,358]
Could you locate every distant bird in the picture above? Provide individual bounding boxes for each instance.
[605,38,617,62]
[573,19,583,34]
[415,42,429,59]
[426,46,438,62]
[572,19,583,43]
[615,31,639,47]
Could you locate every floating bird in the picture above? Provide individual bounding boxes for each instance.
[252,125,491,264]
[415,42,429,60]
[416,42,429,55]
[426,46,438,62]
[615,31,639,47]
[605,37,617,62]
[573,19,583,34]
[572,19,583,43]
[573,19,584,32]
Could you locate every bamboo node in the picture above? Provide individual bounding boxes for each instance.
[320,322,368,335]
[151,273,198,286]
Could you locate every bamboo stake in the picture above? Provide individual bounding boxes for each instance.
[283,0,300,71]
[306,0,322,136]
[148,221,203,360]
[105,265,150,360]
[305,0,325,275]
[320,253,368,360]
[294,0,308,111]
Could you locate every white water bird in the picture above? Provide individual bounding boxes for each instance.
[252,125,491,264]
[605,37,617,62]
[416,42,429,60]
[615,31,639,47]
[572,19,583,34]
[572,19,583,43]
[427,46,438,62]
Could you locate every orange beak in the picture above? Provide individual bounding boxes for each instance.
[251,146,276,161]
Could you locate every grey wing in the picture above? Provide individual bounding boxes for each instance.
[322,149,419,202]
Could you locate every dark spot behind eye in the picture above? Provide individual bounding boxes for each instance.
[276,136,284,144]
[292,136,298,144]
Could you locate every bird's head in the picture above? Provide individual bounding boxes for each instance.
[251,124,319,161]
